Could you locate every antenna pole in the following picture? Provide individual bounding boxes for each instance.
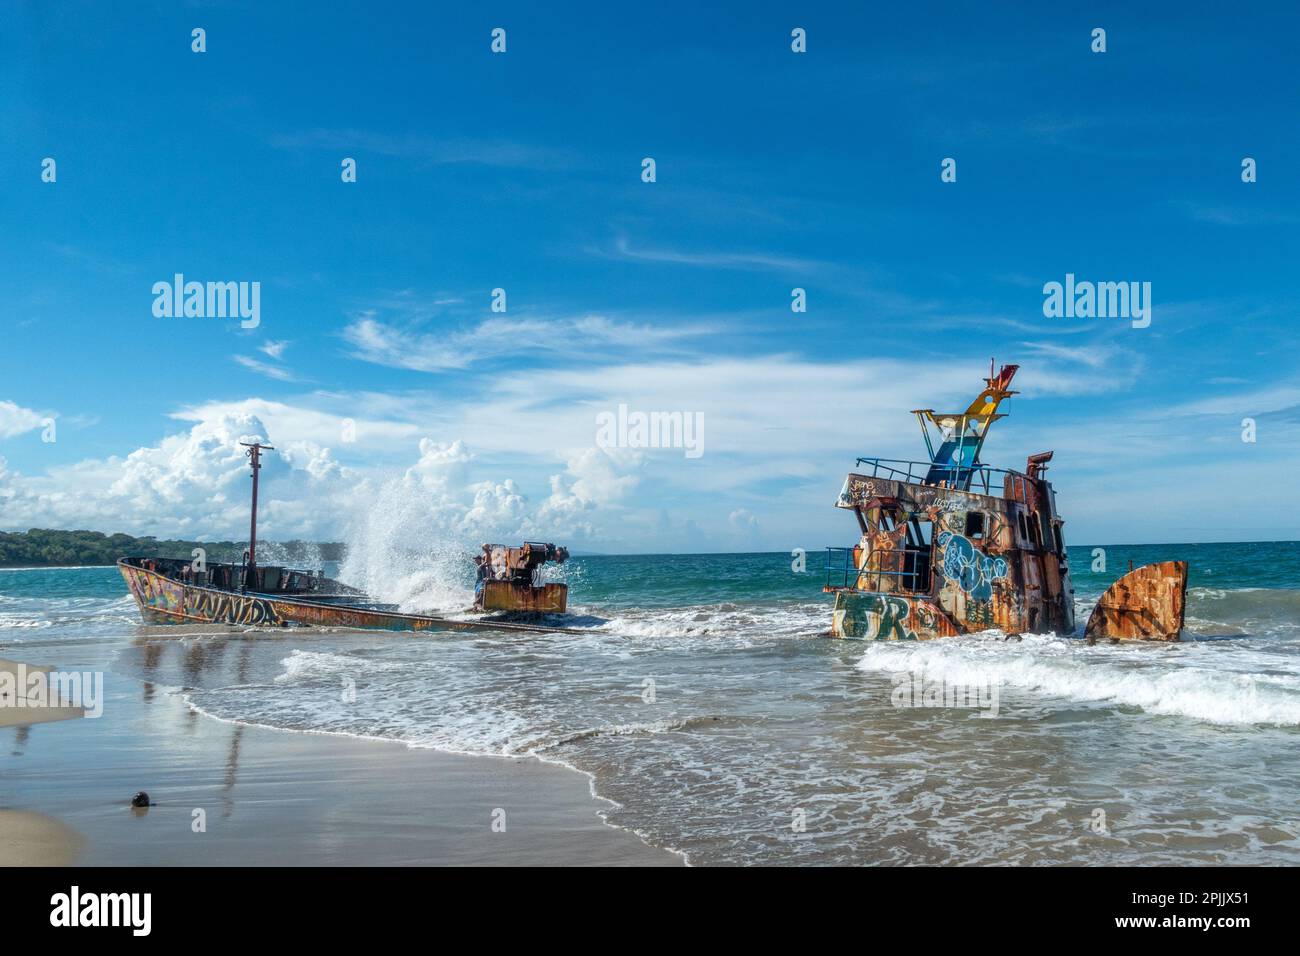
[239,441,275,589]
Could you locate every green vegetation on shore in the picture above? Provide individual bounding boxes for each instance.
[0,529,344,568]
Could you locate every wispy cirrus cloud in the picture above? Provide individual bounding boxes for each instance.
[343,312,716,373]
[1171,200,1300,227]
[270,129,582,170]
[234,355,301,382]
[233,340,300,382]
[596,235,827,274]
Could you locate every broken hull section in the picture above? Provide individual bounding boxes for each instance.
[118,560,578,635]
[1085,560,1188,643]
[480,580,567,613]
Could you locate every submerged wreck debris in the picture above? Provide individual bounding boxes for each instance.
[1084,560,1188,643]
[825,362,1188,642]
[474,542,570,613]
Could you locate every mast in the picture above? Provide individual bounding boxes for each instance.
[912,361,1018,489]
[239,441,275,590]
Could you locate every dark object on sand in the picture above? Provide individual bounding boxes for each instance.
[824,361,1188,642]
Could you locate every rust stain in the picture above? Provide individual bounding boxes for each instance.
[480,581,568,613]
[1084,560,1188,643]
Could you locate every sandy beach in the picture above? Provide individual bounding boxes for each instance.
[0,647,680,867]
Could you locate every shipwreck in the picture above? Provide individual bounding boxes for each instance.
[119,441,578,634]
[824,363,1187,642]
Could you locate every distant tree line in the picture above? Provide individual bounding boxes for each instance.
[0,529,345,567]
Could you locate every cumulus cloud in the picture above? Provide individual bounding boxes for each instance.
[729,508,758,530]
[0,412,306,537]
[0,409,640,561]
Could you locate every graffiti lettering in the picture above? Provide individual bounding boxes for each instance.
[187,588,280,626]
[123,566,280,626]
[937,532,1008,601]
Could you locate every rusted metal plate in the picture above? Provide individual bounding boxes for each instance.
[1084,560,1188,643]
[480,581,568,613]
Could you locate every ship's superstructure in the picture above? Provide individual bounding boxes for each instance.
[826,363,1185,641]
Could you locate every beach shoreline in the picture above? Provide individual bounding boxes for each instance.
[0,648,681,867]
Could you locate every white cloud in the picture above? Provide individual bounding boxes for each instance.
[4,345,1286,552]
[271,129,581,170]
[234,355,299,381]
[343,312,713,373]
[0,401,46,439]
[728,508,759,531]
[602,235,825,273]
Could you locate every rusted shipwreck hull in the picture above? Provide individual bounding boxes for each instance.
[1085,560,1188,643]
[826,364,1188,643]
[119,442,576,638]
[474,542,569,613]
[118,558,581,635]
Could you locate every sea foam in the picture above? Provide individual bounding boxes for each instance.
[856,633,1300,726]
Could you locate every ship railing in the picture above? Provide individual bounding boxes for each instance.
[824,546,926,594]
[852,457,1031,498]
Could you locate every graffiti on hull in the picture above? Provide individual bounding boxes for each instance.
[937,532,1008,601]
[121,565,281,626]
[831,590,958,640]
[186,587,282,626]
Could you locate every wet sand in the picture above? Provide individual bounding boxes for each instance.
[0,810,81,866]
[0,652,680,867]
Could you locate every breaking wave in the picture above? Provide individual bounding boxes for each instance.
[336,475,479,613]
[856,632,1300,726]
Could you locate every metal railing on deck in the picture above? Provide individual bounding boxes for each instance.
[852,457,1029,498]
[825,546,927,594]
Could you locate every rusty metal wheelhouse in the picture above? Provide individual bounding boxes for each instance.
[825,364,1076,640]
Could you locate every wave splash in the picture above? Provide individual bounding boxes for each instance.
[856,632,1300,726]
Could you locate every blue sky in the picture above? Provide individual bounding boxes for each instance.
[1,1,1298,552]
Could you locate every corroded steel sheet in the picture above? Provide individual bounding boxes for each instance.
[1085,560,1188,643]
[481,580,568,613]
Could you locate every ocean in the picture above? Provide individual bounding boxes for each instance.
[3,541,1299,865]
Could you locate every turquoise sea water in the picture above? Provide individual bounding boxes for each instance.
[3,541,1300,865]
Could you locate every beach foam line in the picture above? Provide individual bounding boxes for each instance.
[856,634,1300,726]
